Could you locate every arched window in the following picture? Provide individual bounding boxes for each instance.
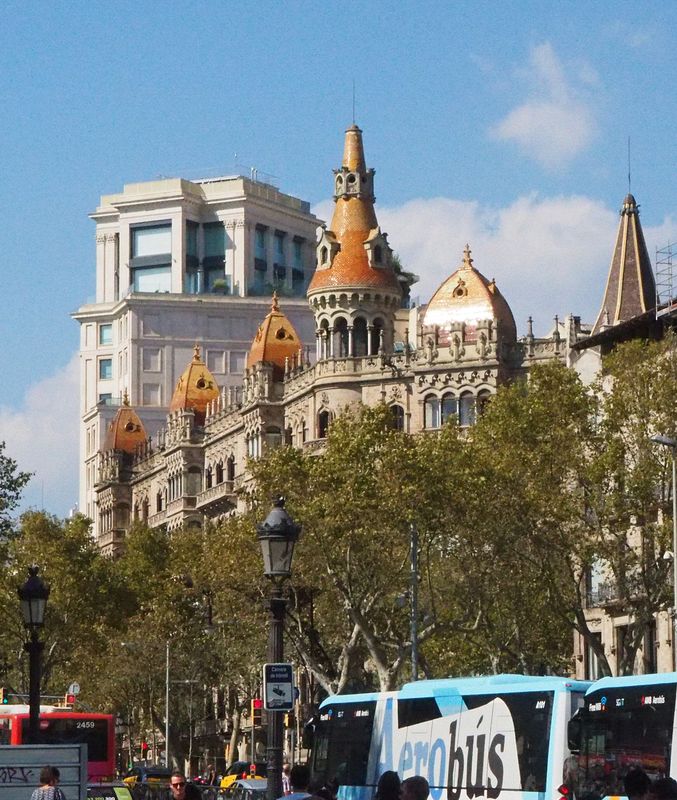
[441,394,458,425]
[142,498,149,522]
[265,427,283,450]
[459,393,476,427]
[334,317,349,357]
[318,410,331,439]
[133,502,140,521]
[424,396,440,429]
[205,466,213,489]
[227,455,235,482]
[216,461,224,484]
[477,390,491,416]
[353,317,368,356]
[390,404,405,431]
[320,246,329,264]
[374,245,383,264]
[371,318,383,354]
[156,491,163,513]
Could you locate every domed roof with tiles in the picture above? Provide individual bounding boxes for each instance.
[308,125,401,294]
[169,345,219,424]
[247,293,302,378]
[424,245,517,340]
[103,392,147,454]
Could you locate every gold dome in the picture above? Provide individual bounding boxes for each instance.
[103,392,147,454]
[169,345,219,424]
[424,245,516,340]
[247,293,302,378]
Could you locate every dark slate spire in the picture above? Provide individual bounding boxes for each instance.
[592,193,656,335]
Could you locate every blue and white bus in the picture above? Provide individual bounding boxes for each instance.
[567,672,677,800]
[309,674,590,800]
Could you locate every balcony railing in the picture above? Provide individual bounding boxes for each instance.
[196,481,235,511]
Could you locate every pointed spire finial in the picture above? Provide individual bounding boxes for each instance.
[462,244,474,269]
[342,124,366,171]
[122,389,130,406]
[193,343,201,361]
[271,291,279,312]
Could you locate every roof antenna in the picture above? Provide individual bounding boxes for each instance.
[352,78,356,125]
[627,136,632,194]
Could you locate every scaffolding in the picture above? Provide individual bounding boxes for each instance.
[656,242,676,318]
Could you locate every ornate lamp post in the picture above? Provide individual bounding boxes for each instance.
[18,565,50,744]
[257,498,301,800]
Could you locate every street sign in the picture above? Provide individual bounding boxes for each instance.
[263,663,294,711]
[68,682,80,696]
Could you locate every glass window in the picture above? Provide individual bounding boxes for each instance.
[132,265,171,293]
[186,221,198,257]
[293,240,303,267]
[132,225,171,257]
[229,352,246,374]
[459,393,476,426]
[424,396,440,429]
[441,394,457,424]
[185,269,199,294]
[98,393,112,405]
[99,358,113,380]
[275,232,285,259]
[99,324,112,346]
[390,405,405,431]
[204,222,225,257]
[255,227,266,259]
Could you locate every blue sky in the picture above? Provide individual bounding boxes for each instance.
[0,1,675,517]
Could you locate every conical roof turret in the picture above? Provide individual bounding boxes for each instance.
[169,345,219,425]
[592,193,656,335]
[424,245,516,341]
[102,391,147,454]
[247,293,302,379]
[308,125,401,295]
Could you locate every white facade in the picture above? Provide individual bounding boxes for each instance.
[74,175,320,534]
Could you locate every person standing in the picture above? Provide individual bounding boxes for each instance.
[625,768,651,800]
[31,766,66,800]
[376,771,401,800]
[282,763,292,795]
[280,764,311,800]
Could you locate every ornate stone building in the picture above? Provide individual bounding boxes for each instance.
[94,124,599,557]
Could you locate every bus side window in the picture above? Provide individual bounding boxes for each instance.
[568,713,582,753]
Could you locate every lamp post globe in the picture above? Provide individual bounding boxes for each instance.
[256,496,301,579]
[257,498,301,800]
[17,565,50,744]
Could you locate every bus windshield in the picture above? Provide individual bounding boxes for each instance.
[576,683,676,800]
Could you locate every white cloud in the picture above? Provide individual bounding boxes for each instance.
[0,353,79,518]
[490,42,598,168]
[316,194,677,337]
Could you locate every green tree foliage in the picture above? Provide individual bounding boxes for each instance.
[0,441,31,540]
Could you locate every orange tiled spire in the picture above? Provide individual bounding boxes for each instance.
[308,125,401,294]
[592,193,656,335]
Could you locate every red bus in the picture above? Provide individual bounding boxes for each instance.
[0,705,115,780]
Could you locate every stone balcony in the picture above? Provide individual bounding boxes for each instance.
[196,481,236,513]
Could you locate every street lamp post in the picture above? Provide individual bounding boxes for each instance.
[257,498,301,800]
[651,434,677,670]
[17,565,50,744]
[165,639,170,768]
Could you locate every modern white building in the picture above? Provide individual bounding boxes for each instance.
[73,174,320,537]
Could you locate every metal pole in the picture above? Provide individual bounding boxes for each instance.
[267,586,286,800]
[26,632,44,744]
[411,523,419,681]
[165,639,170,768]
[672,450,677,671]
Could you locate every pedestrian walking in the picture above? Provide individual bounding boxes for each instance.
[283,763,292,795]
[401,776,429,800]
[625,768,651,800]
[376,771,401,800]
[31,766,66,800]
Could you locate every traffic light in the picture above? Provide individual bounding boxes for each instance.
[141,741,149,758]
[284,712,295,728]
[65,693,76,706]
[251,697,263,727]
[0,688,7,705]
